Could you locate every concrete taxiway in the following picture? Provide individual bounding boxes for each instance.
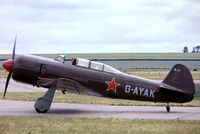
[0,100,200,121]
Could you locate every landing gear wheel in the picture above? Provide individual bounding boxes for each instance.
[35,108,48,113]
[166,104,170,112]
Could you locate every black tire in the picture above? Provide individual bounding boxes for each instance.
[166,106,170,112]
[35,108,48,113]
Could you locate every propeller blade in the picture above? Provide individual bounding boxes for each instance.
[12,36,17,60]
[3,72,12,98]
[3,36,17,98]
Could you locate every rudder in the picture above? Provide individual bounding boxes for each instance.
[162,64,195,95]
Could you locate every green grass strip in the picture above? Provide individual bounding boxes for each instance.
[0,116,200,134]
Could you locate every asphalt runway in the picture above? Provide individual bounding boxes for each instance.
[0,100,200,120]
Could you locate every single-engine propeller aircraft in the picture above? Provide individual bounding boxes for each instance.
[2,37,195,113]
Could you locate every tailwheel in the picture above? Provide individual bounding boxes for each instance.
[166,103,170,112]
[35,108,48,113]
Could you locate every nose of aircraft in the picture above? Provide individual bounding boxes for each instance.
[2,59,14,72]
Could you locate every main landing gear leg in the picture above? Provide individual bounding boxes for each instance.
[166,103,170,112]
[34,86,56,113]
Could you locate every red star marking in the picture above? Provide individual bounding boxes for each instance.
[106,77,120,93]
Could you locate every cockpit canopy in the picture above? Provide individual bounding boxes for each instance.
[55,55,65,63]
[72,58,120,74]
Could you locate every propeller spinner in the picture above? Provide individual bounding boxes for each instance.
[2,36,17,98]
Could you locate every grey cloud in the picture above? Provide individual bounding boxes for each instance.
[0,0,199,53]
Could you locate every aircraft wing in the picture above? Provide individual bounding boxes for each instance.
[35,77,101,96]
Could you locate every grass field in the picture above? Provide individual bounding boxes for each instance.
[0,70,7,78]
[124,69,200,80]
[0,53,200,59]
[0,116,199,134]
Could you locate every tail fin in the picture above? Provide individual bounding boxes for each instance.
[162,64,195,95]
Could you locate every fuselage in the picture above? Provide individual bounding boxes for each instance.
[11,55,194,103]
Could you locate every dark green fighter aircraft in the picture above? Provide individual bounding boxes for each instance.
[2,37,195,113]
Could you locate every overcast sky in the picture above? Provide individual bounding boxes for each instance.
[0,0,199,54]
